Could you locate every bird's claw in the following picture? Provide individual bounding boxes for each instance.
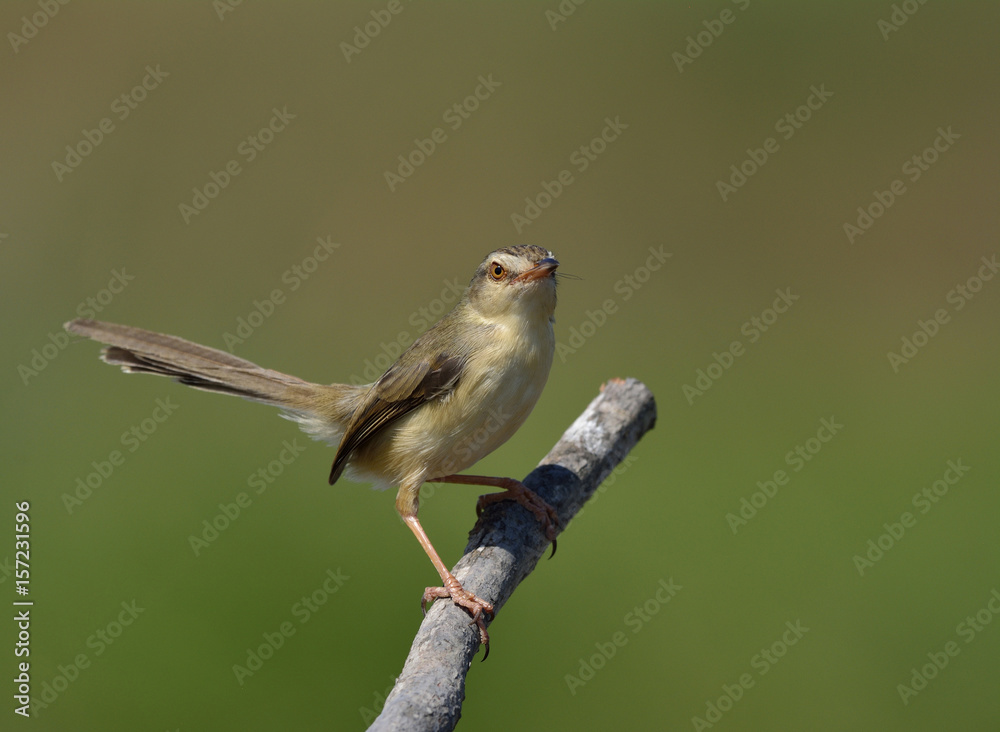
[476,480,559,557]
[420,580,494,660]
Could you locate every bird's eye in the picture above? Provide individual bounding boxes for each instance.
[489,262,506,281]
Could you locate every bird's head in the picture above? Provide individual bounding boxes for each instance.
[465,245,559,324]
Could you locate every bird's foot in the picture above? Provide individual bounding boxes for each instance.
[429,474,560,556]
[476,478,560,554]
[421,575,494,659]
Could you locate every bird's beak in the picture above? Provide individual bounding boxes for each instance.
[514,257,559,283]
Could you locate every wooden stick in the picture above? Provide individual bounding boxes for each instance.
[368,378,657,731]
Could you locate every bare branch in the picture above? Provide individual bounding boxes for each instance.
[368,378,657,732]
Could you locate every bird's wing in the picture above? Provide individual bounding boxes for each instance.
[328,350,465,484]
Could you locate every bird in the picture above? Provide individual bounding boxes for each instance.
[65,245,561,656]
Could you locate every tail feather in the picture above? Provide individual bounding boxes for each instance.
[65,318,314,408]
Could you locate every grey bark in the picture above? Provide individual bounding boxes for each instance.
[368,378,657,732]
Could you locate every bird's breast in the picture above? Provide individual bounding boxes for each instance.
[382,316,555,483]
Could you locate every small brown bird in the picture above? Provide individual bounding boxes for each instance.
[65,245,561,655]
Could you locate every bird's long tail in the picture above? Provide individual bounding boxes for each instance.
[65,318,322,409]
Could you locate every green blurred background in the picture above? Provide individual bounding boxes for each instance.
[2,2,998,730]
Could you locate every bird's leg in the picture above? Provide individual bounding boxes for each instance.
[431,474,559,554]
[399,511,493,658]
